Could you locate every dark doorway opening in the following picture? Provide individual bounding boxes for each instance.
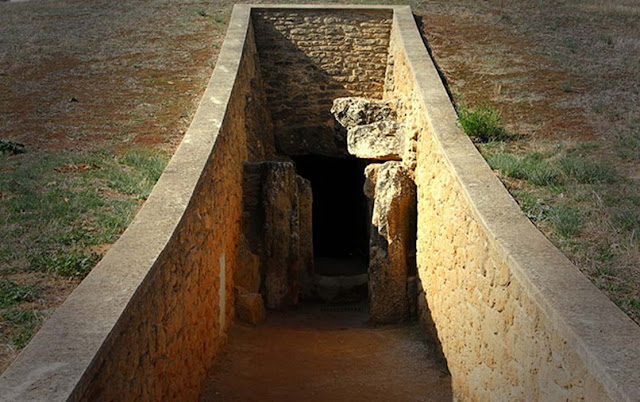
[293,155,370,278]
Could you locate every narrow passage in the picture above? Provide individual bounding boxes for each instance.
[200,303,452,401]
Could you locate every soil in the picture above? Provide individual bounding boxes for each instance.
[201,303,451,402]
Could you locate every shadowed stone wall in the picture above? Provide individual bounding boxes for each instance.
[252,9,392,157]
[76,24,270,401]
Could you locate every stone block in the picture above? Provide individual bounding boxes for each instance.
[235,288,266,325]
[260,162,313,309]
[262,162,299,309]
[331,96,399,130]
[297,176,315,299]
[234,236,261,294]
[367,161,417,324]
[347,120,403,160]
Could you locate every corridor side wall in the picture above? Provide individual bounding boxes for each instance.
[386,7,640,402]
[76,26,261,401]
[0,8,263,401]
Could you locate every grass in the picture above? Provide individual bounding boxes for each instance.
[559,156,617,184]
[0,280,40,309]
[486,147,617,187]
[0,140,25,155]
[478,134,638,322]
[487,152,561,186]
[0,0,219,371]
[457,106,509,142]
[418,0,640,326]
[28,250,102,279]
[550,204,584,238]
[0,148,168,357]
[1,309,43,350]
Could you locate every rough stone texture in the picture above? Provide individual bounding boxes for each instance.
[387,11,640,401]
[262,162,299,309]
[74,25,266,402]
[316,273,368,303]
[367,161,417,324]
[0,11,272,401]
[253,9,392,157]
[235,288,266,325]
[262,162,313,310]
[240,161,313,310]
[331,96,398,130]
[297,176,315,299]
[363,163,380,200]
[347,120,403,160]
[234,236,261,294]
[4,7,638,402]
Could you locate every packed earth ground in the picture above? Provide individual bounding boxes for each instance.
[1,0,639,372]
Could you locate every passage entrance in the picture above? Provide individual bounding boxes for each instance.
[293,155,371,303]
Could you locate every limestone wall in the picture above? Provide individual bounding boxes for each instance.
[387,8,640,401]
[253,9,392,157]
[0,7,269,401]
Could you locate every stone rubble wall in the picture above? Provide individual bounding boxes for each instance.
[386,10,640,401]
[253,9,392,157]
[75,24,268,402]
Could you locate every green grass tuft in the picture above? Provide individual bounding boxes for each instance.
[0,280,41,308]
[487,152,562,186]
[458,106,509,142]
[0,140,26,155]
[560,156,617,184]
[101,149,168,200]
[550,204,583,238]
[612,207,640,234]
[28,249,101,279]
[1,309,43,349]
[512,190,549,221]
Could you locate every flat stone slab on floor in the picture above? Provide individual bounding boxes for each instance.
[200,304,452,401]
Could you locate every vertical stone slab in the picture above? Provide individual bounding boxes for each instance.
[261,162,314,309]
[297,176,315,299]
[367,161,417,324]
[262,162,297,309]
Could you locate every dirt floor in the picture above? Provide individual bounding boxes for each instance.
[201,303,451,402]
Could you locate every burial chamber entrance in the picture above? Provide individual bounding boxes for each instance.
[293,155,370,296]
[234,7,420,325]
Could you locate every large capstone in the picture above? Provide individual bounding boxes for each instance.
[331,97,398,129]
[332,97,404,161]
[347,120,403,160]
[366,161,417,324]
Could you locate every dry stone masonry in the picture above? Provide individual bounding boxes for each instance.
[253,9,392,157]
[1,6,638,402]
[236,161,313,314]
